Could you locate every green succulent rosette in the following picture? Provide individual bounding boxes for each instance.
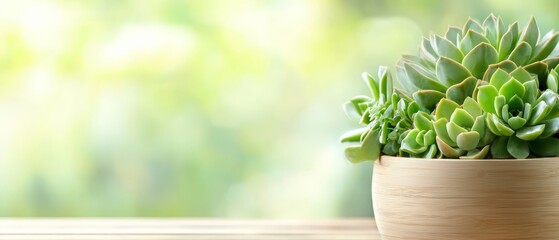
[433,97,493,158]
[340,67,417,162]
[396,14,559,111]
[477,68,559,158]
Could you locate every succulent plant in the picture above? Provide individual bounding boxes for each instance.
[399,111,439,158]
[396,14,559,111]
[432,97,493,158]
[340,67,417,162]
[341,15,559,162]
[477,68,559,158]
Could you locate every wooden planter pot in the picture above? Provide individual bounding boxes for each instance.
[372,156,559,240]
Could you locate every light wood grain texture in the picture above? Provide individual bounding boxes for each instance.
[373,156,559,240]
[0,219,379,240]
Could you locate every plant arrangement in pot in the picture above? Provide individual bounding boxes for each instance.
[341,14,559,240]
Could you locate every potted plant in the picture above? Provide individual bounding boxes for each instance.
[341,14,559,239]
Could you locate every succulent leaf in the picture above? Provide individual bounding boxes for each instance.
[477,85,499,113]
[446,77,477,104]
[530,138,559,157]
[436,57,472,86]
[508,41,532,66]
[491,136,513,158]
[462,43,499,78]
[507,135,530,159]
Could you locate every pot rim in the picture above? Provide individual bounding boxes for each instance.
[380,155,559,162]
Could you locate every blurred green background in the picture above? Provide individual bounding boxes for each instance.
[0,0,557,217]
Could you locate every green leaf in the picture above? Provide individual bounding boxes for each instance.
[523,103,532,121]
[531,33,559,62]
[508,95,524,111]
[463,97,482,118]
[382,141,399,155]
[460,29,489,54]
[483,60,518,82]
[489,68,511,89]
[424,130,436,146]
[477,85,498,114]
[343,97,369,122]
[462,43,499,78]
[406,101,421,119]
[344,129,381,163]
[501,104,510,122]
[507,135,530,159]
[420,38,437,64]
[547,71,558,93]
[456,131,480,151]
[507,116,527,130]
[340,127,368,143]
[522,80,538,104]
[539,117,559,138]
[523,61,548,82]
[510,67,533,83]
[494,95,506,118]
[401,129,428,154]
[434,35,464,62]
[490,113,515,136]
[445,26,462,44]
[416,130,426,145]
[414,111,433,131]
[362,72,379,100]
[379,67,393,101]
[530,138,559,157]
[516,124,544,140]
[460,145,490,159]
[447,121,468,141]
[471,115,486,137]
[446,77,477,105]
[379,121,389,144]
[436,136,465,158]
[433,118,456,147]
[450,108,475,128]
[528,101,550,125]
[462,18,484,36]
[436,57,472,86]
[435,98,460,120]
[498,24,516,60]
[413,90,445,111]
[508,41,532,66]
[518,16,540,49]
[482,14,499,47]
[396,61,417,94]
[404,63,447,92]
[422,144,438,158]
[537,90,558,108]
[490,136,512,158]
[499,78,525,102]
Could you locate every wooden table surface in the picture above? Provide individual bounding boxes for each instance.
[0,219,380,240]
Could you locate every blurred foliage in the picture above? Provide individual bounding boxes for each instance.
[0,0,557,217]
